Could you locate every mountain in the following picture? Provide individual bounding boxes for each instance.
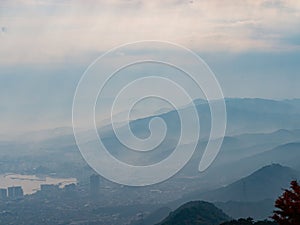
[196,142,300,188]
[171,164,299,220]
[119,98,300,140]
[237,143,300,172]
[5,98,300,146]
[215,199,275,221]
[197,164,299,202]
[90,97,300,171]
[130,207,172,225]
[197,129,300,170]
[1,98,300,188]
[156,201,230,225]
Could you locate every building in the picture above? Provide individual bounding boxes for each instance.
[0,188,7,200]
[63,183,77,197]
[64,183,76,192]
[40,184,59,192]
[90,174,100,197]
[7,186,23,199]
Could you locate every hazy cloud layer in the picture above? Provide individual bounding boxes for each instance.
[1,0,300,64]
[0,0,300,134]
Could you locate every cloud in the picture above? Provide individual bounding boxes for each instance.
[0,1,300,134]
[0,0,299,64]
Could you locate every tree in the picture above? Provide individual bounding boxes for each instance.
[220,218,277,225]
[272,180,300,225]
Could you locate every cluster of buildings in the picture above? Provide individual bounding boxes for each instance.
[0,174,100,201]
[0,186,24,200]
[39,183,76,193]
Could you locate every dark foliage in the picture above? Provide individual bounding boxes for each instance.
[220,217,277,225]
[272,180,300,225]
[156,201,230,225]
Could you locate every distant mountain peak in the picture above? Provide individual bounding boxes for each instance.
[256,163,286,171]
[199,164,299,203]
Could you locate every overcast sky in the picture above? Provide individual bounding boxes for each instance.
[0,0,300,134]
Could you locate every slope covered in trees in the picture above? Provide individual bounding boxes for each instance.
[156,201,230,225]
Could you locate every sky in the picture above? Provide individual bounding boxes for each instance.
[0,0,300,134]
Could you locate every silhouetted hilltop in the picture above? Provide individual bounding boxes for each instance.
[156,201,230,225]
